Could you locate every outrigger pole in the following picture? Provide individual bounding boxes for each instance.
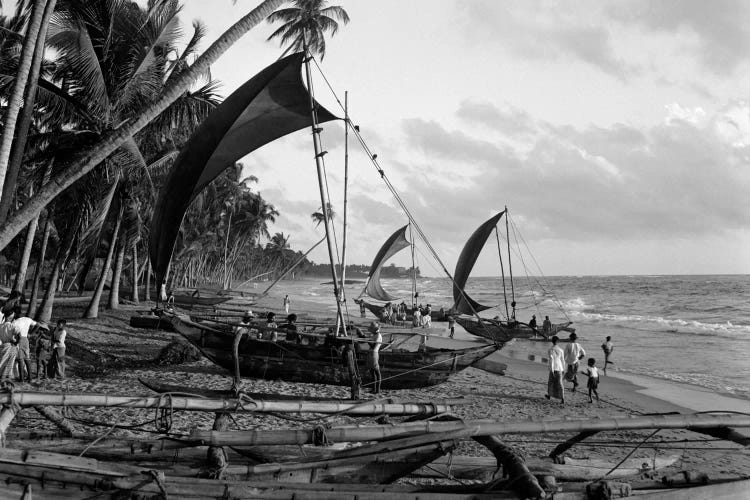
[303,46,345,332]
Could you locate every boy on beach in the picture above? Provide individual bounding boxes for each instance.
[580,358,600,403]
[601,336,614,374]
[33,323,51,380]
[448,316,456,339]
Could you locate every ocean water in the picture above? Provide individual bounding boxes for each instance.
[288,274,750,401]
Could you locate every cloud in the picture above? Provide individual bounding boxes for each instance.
[393,99,750,247]
[458,1,632,80]
[607,0,750,74]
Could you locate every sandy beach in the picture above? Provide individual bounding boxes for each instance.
[6,286,750,485]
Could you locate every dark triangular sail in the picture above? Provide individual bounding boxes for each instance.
[364,225,411,302]
[452,211,506,315]
[149,53,337,287]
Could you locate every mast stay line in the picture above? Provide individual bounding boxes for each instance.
[310,58,505,343]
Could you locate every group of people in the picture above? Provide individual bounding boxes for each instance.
[0,292,67,382]
[545,333,615,404]
[528,314,553,335]
[234,310,299,344]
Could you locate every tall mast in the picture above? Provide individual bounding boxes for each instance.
[495,225,510,321]
[409,223,417,309]
[303,48,344,329]
[505,205,516,320]
[340,92,349,306]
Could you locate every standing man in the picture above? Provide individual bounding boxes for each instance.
[601,336,614,374]
[542,315,552,336]
[11,306,41,383]
[283,295,291,314]
[545,336,565,404]
[366,322,382,394]
[564,332,586,391]
[359,300,366,318]
[448,316,456,339]
[49,319,67,379]
[529,315,538,331]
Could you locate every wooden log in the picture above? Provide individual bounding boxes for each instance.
[411,455,682,482]
[33,406,75,436]
[0,391,456,416]
[473,435,545,499]
[688,425,750,447]
[0,406,16,447]
[187,413,750,446]
[549,430,599,460]
[634,478,750,499]
[205,413,230,479]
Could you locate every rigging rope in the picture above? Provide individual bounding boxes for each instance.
[310,57,520,344]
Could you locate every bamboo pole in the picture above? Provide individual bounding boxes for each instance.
[187,413,750,447]
[0,391,457,416]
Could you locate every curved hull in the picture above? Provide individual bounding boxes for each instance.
[456,317,575,342]
[171,316,497,390]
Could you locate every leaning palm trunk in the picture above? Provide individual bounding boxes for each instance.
[36,223,77,323]
[144,257,151,302]
[0,0,48,202]
[27,209,52,317]
[130,244,139,303]
[0,0,285,253]
[107,237,126,309]
[84,202,124,319]
[12,211,39,294]
[0,0,58,224]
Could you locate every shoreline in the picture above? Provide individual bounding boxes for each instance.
[254,285,750,419]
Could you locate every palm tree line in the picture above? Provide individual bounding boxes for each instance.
[0,0,350,320]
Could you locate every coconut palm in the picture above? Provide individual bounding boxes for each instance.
[0,0,49,201]
[0,0,285,253]
[266,0,349,59]
[311,202,335,227]
[0,0,57,225]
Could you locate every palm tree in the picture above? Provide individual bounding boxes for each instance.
[311,202,335,227]
[0,0,58,225]
[0,0,49,201]
[266,0,349,59]
[0,0,285,253]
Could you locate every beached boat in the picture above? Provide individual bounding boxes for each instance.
[455,316,575,343]
[168,314,497,390]
[355,225,451,322]
[452,210,575,342]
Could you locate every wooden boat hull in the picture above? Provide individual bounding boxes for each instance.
[170,316,498,390]
[456,317,574,342]
[172,294,231,308]
[129,315,176,332]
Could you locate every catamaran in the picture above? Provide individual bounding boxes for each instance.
[148,52,498,390]
[451,210,575,342]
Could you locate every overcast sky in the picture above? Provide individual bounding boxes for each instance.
[171,1,747,275]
